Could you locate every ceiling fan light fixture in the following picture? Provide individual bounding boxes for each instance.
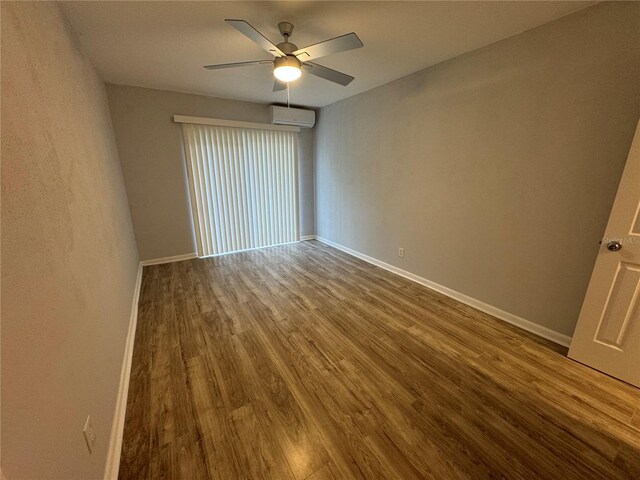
[273,56,301,82]
[274,66,301,82]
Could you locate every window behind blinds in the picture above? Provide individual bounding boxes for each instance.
[181,123,299,257]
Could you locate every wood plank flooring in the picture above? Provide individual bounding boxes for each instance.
[119,240,640,479]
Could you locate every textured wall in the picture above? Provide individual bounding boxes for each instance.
[106,85,315,260]
[315,2,640,337]
[1,2,139,478]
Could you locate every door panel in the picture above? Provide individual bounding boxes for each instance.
[594,263,640,348]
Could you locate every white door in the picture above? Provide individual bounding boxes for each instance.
[569,121,640,387]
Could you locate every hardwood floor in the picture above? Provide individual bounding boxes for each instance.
[119,240,640,479]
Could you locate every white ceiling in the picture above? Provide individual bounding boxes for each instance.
[60,1,596,108]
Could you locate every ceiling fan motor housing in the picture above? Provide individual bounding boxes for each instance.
[274,55,301,70]
[276,42,298,55]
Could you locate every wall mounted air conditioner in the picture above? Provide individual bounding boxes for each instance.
[270,105,316,128]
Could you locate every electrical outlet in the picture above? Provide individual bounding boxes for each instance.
[83,415,96,454]
[398,247,405,258]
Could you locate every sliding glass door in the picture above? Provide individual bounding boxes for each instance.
[181,123,299,256]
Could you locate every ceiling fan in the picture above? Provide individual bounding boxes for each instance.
[204,20,363,92]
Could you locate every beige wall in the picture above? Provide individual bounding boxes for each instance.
[1,3,139,479]
[315,2,640,338]
[106,85,315,261]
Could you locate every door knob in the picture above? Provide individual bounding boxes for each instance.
[606,241,622,251]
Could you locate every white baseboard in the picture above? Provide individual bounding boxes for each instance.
[140,252,198,266]
[300,235,316,241]
[104,263,143,480]
[315,236,572,347]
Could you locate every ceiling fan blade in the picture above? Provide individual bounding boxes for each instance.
[294,33,363,61]
[225,19,285,57]
[301,62,354,86]
[203,60,272,70]
[273,80,287,92]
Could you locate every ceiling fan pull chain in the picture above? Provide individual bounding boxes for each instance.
[287,83,290,109]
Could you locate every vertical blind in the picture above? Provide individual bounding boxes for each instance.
[182,123,299,257]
